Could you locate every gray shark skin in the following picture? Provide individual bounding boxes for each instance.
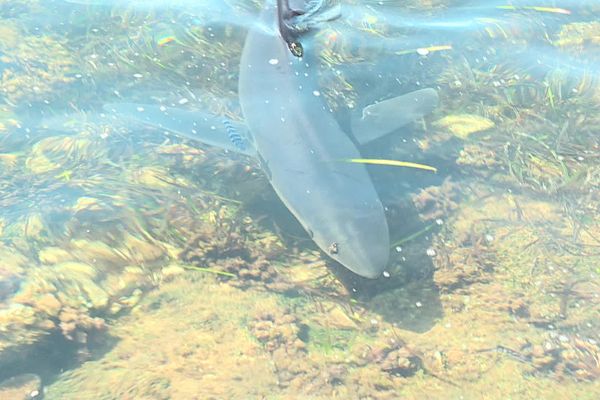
[237,0,389,278]
[103,0,441,278]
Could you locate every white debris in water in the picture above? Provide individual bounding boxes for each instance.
[415,301,422,308]
[435,218,444,225]
[416,47,430,56]
[558,335,569,343]
[178,98,189,105]
[159,105,167,112]
[426,248,436,257]
[268,58,279,65]
[395,246,402,253]
[133,73,143,78]
[370,319,378,325]
[485,234,494,243]
[312,90,321,96]
[136,106,144,112]
[383,271,390,278]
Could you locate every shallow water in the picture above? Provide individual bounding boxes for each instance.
[1,0,599,399]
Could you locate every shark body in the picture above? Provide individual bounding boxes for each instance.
[238,0,389,278]
[105,0,438,278]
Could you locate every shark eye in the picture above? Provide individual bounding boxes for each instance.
[288,41,303,57]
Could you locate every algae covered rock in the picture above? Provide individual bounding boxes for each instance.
[433,114,495,139]
[554,21,600,51]
[25,135,94,175]
[38,247,73,265]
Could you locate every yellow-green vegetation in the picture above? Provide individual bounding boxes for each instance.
[25,135,95,174]
[0,106,19,133]
[554,22,600,52]
[433,114,495,139]
[427,14,600,195]
[0,21,75,104]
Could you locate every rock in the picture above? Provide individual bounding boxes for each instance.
[433,114,495,139]
[161,264,186,281]
[38,248,73,265]
[69,240,127,267]
[121,234,165,264]
[34,294,62,316]
[326,306,358,330]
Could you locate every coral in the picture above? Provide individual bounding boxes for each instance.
[359,343,423,377]
[0,252,155,369]
[420,187,600,391]
[44,279,280,399]
[411,178,461,221]
[457,144,502,169]
[178,205,284,286]
[523,334,600,381]
[249,309,305,354]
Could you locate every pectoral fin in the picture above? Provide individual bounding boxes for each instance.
[103,103,257,157]
[351,88,439,145]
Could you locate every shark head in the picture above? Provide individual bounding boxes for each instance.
[306,200,390,279]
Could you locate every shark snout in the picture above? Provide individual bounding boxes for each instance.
[323,213,390,279]
[334,234,389,279]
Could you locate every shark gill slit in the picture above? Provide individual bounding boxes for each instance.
[221,118,247,151]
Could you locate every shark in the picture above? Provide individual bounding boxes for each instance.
[105,0,438,278]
